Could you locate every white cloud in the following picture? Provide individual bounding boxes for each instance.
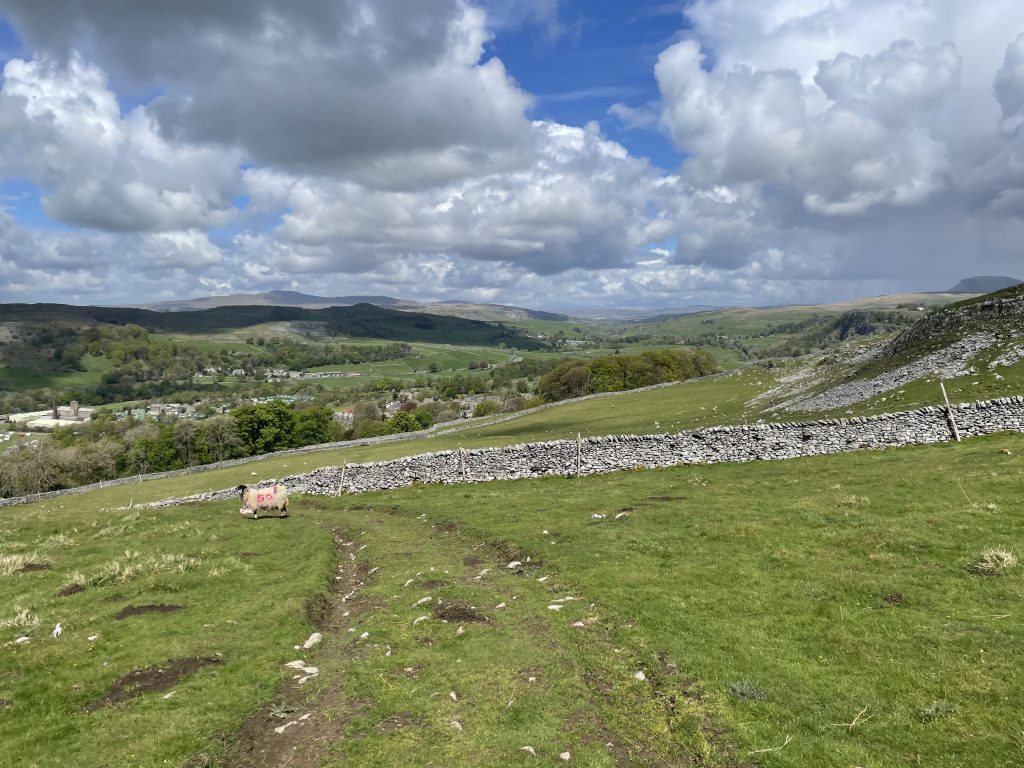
[656,38,958,215]
[0,54,241,231]
[242,121,665,275]
[0,0,534,187]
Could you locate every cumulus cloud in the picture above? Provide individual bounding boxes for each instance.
[242,121,665,275]
[995,33,1024,129]
[0,0,533,186]
[655,39,958,215]
[0,54,241,231]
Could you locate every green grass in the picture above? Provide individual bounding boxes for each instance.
[0,356,114,391]
[0,504,331,767]
[3,432,1022,766]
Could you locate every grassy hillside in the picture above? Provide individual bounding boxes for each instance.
[3,432,1021,766]
[0,303,546,349]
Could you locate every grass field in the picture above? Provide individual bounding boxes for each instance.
[0,355,114,391]
[3,431,1021,766]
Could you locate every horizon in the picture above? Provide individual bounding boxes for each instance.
[1,2,1024,309]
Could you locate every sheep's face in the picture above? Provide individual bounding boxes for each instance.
[236,484,248,502]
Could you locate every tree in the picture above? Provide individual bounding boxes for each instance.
[231,401,296,455]
[473,400,499,417]
[388,411,422,433]
[172,420,201,468]
[292,406,334,447]
[199,415,244,462]
[412,406,434,429]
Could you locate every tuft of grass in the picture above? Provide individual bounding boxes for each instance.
[43,533,76,547]
[0,606,39,629]
[67,550,202,588]
[67,550,144,588]
[967,547,1017,576]
[0,552,46,576]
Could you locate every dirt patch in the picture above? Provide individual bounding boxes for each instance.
[436,520,459,533]
[238,552,262,558]
[677,677,702,703]
[433,599,487,623]
[463,555,483,567]
[489,540,525,563]
[883,593,905,606]
[18,562,51,573]
[377,712,426,733]
[58,583,86,597]
[0,698,12,709]
[223,690,370,768]
[646,495,685,502]
[617,507,635,513]
[114,604,185,619]
[83,657,221,712]
[180,752,213,768]
[569,711,632,767]
[304,593,330,628]
[101,593,126,603]
[420,579,447,590]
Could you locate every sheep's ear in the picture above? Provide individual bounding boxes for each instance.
[236,484,247,492]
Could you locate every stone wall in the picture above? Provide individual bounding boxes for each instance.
[0,372,731,509]
[138,394,1024,508]
[6,393,1023,511]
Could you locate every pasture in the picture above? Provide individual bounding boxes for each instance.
[1,430,1021,766]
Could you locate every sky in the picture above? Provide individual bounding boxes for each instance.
[0,0,1022,311]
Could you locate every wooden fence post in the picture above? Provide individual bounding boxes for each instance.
[576,433,582,478]
[459,447,466,482]
[337,463,347,496]
[940,382,961,442]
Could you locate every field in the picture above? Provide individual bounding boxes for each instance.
[2,431,1021,766]
[0,355,114,391]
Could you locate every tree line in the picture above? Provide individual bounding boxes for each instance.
[536,349,718,402]
[0,401,342,498]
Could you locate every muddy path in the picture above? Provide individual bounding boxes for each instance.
[219,527,376,768]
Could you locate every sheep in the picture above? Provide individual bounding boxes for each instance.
[237,483,289,519]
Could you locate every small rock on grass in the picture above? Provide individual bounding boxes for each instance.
[520,746,537,756]
[450,720,463,732]
[560,752,571,761]
[633,671,646,682]
[301,632,322,649]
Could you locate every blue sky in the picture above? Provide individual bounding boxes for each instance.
[486,1,689,169]
[0,0,1022,310]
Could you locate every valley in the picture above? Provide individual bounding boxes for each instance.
[1,285,1023,767]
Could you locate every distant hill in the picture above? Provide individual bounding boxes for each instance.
[948,276,1021,293]
[132,291,568,322]
[0,302,548,349]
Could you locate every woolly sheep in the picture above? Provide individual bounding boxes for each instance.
[237,483,289,519]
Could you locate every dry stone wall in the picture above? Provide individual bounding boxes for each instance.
[140,394,1024,508]
[7,394,1023,511]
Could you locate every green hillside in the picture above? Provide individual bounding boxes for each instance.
[0,302,546,349]
[2,431,1021,766]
